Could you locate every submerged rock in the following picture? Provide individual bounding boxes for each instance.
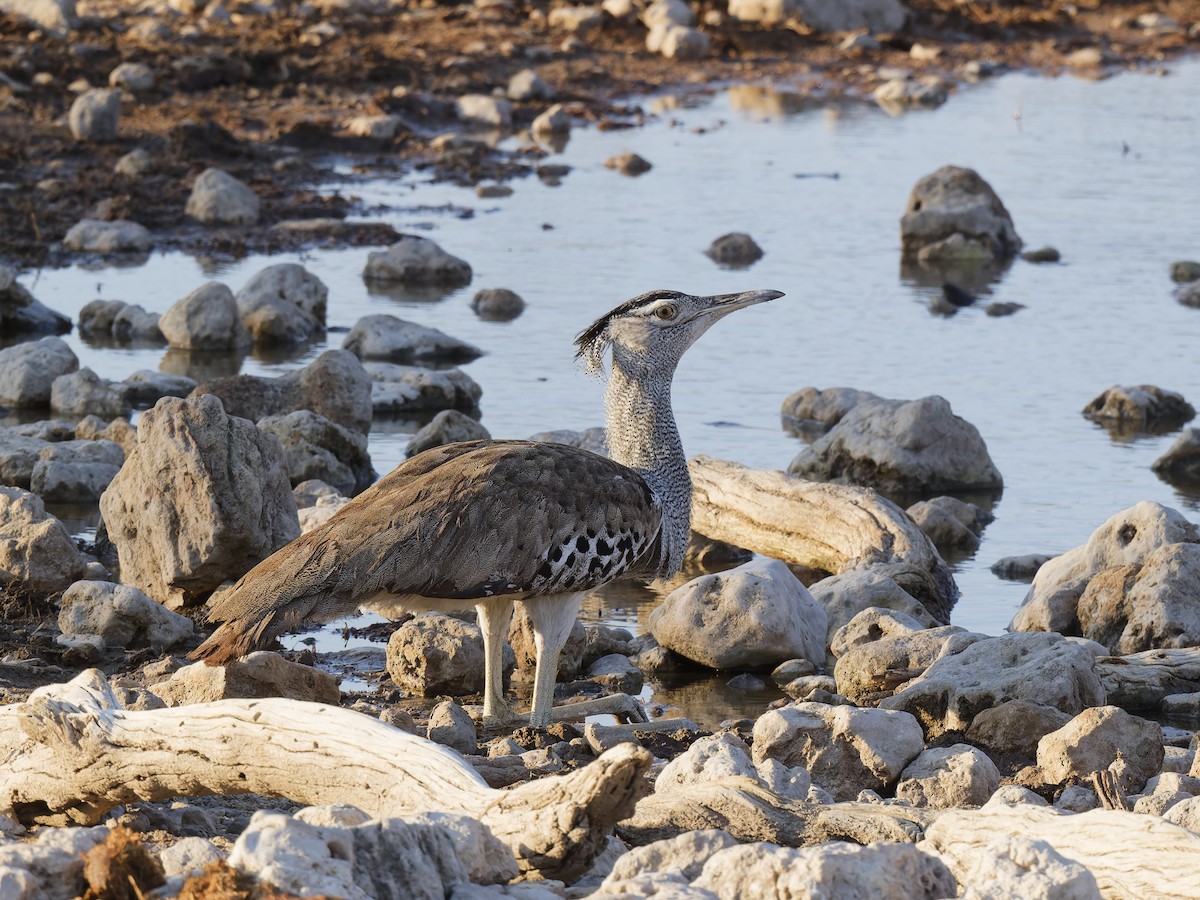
[900,165,1022,264]
[235,262,328,345]
[704,233,763,267]
[1152,428,1200,486]
[344,314,482,365]
[0,270,72,337]
[470,288,526,322]
[362,236,472,287]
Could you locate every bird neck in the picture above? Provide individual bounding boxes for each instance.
[604,344,691,577]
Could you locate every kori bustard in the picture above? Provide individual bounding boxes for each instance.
[191,287,783,726]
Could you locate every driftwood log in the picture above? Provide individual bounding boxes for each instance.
[0,670,651,881]
[688,455,957,620]
[925,805,1200,899]
[1096,648,1200,710]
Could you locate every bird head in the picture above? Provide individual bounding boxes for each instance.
[575,288,784,376]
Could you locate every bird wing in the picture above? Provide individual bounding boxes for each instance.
[191,440,661,664]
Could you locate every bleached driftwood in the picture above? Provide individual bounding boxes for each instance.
[688,456,957,620]
[925,804,1200,899]
[618,777,933,848]
[1096,648,1200,710]
[0,670,651,881]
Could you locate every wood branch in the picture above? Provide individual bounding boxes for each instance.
[617,776,932,848]
[688,456,957,620]
[924,805,1200,899]
[0,670,651,882]
[1096,648,1200,710]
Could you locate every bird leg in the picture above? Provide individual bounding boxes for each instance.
[521,593,583,727]
[476,597,516,727]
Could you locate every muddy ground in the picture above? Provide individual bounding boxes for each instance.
[0,0,1197,268]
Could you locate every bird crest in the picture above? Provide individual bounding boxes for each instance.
[574,289,684,376]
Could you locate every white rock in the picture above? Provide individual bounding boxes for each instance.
[344,313,481,364]
[30,438,124,501]
[647,24,709,58]
[152,652,340,705]
[601,830,737,889]
[830,605,928,657]
[159,281,252,350]
[946,834,1101,900]
[456,94,512,129]
[0,825,109,900]
[157,837,225,878]
[833,625,983,706]
[531,104,571,135]
[0,336,78,407]
[810,569,941,645]
[236,262,328,345]
[427,699,478,756]
[728,0,908,32]
[896,743,1000,809]
[387,613,491,697]
[59,580,194,650]
[68,89,120,141]
[507,69,554,101]
[108,61,155,91]
[50,367,131,418]
[406,409,489,457]
[362,236,473,287]
[656,733,759,790]
[1036,706,1164,790]
[752,701,925,800]
[649,558,826,669]
[642,0,694,27]
[0,486,88,591]
[547,4,604,31]
[63,218,152,253]
[366,363,482,413]
[0,0,77,33]
[754,757,812,800]
[874,77,948,110]
[115,148,155,177]
[185,167,260,226]
[344,114,405,139]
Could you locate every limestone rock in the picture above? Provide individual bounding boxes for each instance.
[0,427,48,489]
[456,95,512,129]
[704,233,763,267]
[547,4,604,31]
[74,416,136,454]
[63,218,151,253]
[647,24,709,59]
[108,61,155,91]
[900,165,1022,263]
[809,568,943,644]
[649,558,826,670]
[122,369,196,406]
[152,652,339,705]
[789,395,1002,497]
[79,299,163,344]
[531,104,570,135]
[362,237,472,287]
[943,834,1101,900]
[833,625,984,706]
[386,613,505,697]
[880,633,1106,737]
[965,700,1071,758]
[0,267,72,336]
[781,387,881,436]
[406,410,490,457]
[191,349,373,434]
[68,89,120,141]
[344,314,481,365]
[366,363,482,416]
[30,438,124,501]
[1083,385,1194,429]
[586,653,642,694]
[470,288,526,322]
[258,410,374,496]
[159,282,252,350]
[906,496,993,553]
[0,0,77,33]
[990,554,1052,581]
[185,167,260,226]
[829,606,928,658]
[99,394,300,607]
[656,734,760,792]
[1153,428,1200,486]
[507,69,554,101]
[1036,706,1164,790]
[58,580,193,651]
[751,701,925,800]
[874,78,948,110]
[895,744,1000,809]
[235,263,328,345]
[727,0,908,32]
[0,486,88,590]
[0,336,78,407]
[50,367,132,419]
[427,699,478,756]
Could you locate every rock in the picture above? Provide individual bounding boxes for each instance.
[965,700,1072,758]
[900,165,1023,264]
[642,0,694,27]
[840,31,881,50]
[604,152,652,176]
[1083,385,1194,430]
[50,367,132,418]
[1164,796,1200,832]
[1171,261,1200,283]
[1065,47,1104,67]
[879,633,1106,738]
[0,428,47,489]
[906,496,993,553]
[600,830,737,889]
[531,104,571,136]
[528,426,608,456]
[114,148,155,177]
[0,266,70,337]
[781,386,879,436]
[30,438,124,501]
[1153,428,1200,485]
[833,625,983,706]
[727,0,908,32]
[646,24,709,59]
[0,0,77,33]
[509,605,586,679]
[185,167,260,226]
[586,653,643,694]
[79,299,163,344]
[1036,706,1164,791]
[756,757,813,800]
[752,701,925,800]
[191,349,373,434]
[704,233,763,267]
[344,314,481,365]
[63,218,152,253]
[74,416,136,454]
[990,554,1052,581]
[456,94,512,129]
[68,89,120,141]
[58,580,193,651]
[0,486,88,590]
[693,841,954,898]
[874,77,948,110]
[809,569,942,645]
[985,301,1026,317]
[895,744,1000,809]
[788,395,1002,497]
[363,236,472,287]
[1022,246,1061,263]
[656,734,760,791]
[547,4,604,31]
[152,652,339,705]
[426,699,478,756]
[367,363,482,415]
[0,336,78,407]
[1177,282,1200,309]
[258,410,374,496]
[344,114,405,139]
[99,394,299,608]
[159,282,252,350]
[386,613,513,697]
[470,288,526,322]
[406,410,490,457]
[945,833,1101,900]
[649,558,826,670]
[108,61,155,91]
[507,69,554,101]
[829,606,928,658]
[235,263,328,345]
[1010,501,1200,637]
[122,369,196,406]
[0,825,110,900]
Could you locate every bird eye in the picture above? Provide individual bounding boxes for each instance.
[655,305,677,320]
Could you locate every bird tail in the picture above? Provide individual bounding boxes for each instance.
[189,609,287,665]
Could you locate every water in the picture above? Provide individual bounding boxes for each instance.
[17,60,1200,723]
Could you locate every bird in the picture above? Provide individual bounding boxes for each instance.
[189,287,783,726]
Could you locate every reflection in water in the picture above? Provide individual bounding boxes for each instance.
[899,257,1012,297]
[648,670,786,730]
[158,348,247,382]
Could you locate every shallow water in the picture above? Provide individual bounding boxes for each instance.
[20,59,1200,725]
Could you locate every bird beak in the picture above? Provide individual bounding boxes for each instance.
[700,289,785,316]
